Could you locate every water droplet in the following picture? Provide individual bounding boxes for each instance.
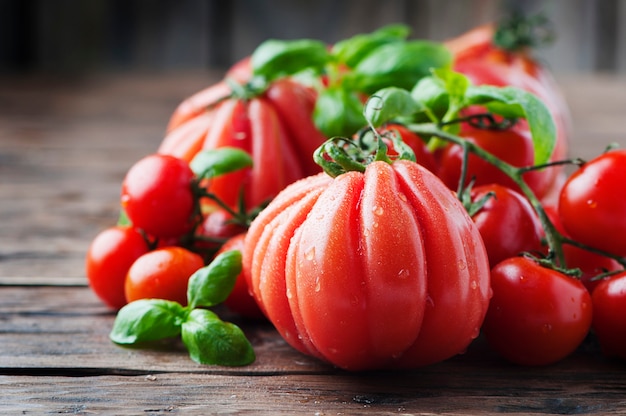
[398,194,407,202]
[470,280,478,290]
[314,279,321,292]
[350,295,359,306]
[397,269,410,279]
[305,247,315,261]
[372,222,379,228]
[541,323,552,334]
[286,288,293,299]
[373,205,384,216]
[458,260,466,270]
[587,199,597,208]
[471,326,480,339]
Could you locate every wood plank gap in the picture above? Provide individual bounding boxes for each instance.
[0,276,88,286]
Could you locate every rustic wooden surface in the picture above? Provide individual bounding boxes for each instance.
[2,71,626,414]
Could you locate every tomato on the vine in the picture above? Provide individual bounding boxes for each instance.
[218,234,265,320]
[469,184,543,268]
[559,149,626,257]
[591,272,626,360]
[482,256,592,366]
[436,119,552,199]
[125,246,204,306]
[86,226,150,310]
[243,157,490,371]
[121,154,197,239]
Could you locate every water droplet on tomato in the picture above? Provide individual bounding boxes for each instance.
[373,205,384,216]
[541,323,552,333]
[314,280,321,292]
[398,194,407,202]
[471,326,480,339]
[397,269,409,279]
[425,294,435,308]
[470,280,478,290]
[305,247,315,261]
[586,199,597,208]
[286,288,293,299]
[458,260,466,270]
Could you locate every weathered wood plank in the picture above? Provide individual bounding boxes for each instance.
[3,359,626,414]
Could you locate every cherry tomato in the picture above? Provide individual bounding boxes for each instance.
[591,271,626,360]
[85,226,150,310]
[121,154,196,239]
[125,247,204,306]
[193,209,248,256]
[470,184,543,268]
[437,119,552,199]
[243,160,490,371]
[559,149,626,257]
[543,205,621,293]
[218,234,265,320]
[483,257,592,366]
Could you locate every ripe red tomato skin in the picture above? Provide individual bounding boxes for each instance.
[470,184,543,268]
[559,150,626,257]
[483,257,592,366]
[591,272,626,360]
[124,247,204,306]
[218,234,266,320]
[243,161,490,371]
[85,226,150,310]
[121,154,196,239]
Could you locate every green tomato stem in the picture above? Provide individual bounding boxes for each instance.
[407,122,567,268]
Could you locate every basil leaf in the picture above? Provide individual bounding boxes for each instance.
[364,87,422,127]
[251,39,330,81]
[465,85,557,165]
[345,40,452,94]
[182,309,255,366]
[331,24,410,68]
[110,299,185,345]
[187,250,242,309]
[190,147,253,180]
[313,86,366,138]
[410,76,449,120]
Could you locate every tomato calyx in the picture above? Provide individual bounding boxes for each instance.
[313,126,416,178]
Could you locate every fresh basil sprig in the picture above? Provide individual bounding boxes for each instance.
[110,250,255,367]
[368,68,557,165]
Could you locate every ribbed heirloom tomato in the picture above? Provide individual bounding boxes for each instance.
[242,141,491,371]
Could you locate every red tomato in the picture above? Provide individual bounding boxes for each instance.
[218,234,265,320]
[159,78,326,212]
[470,184,543,268]
[243,160,490,371]
[85,226,150,310]
[483,257,592,366]
[436,119,553,199]
[446,23,570,169]
[193,209,248,255]
[124,247,204,306]
[591,272,626,360]
[121,154,196,239]
[559,149,626,257]
[543,206,622,293]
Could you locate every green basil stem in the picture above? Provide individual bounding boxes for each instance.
[408,122,567,268]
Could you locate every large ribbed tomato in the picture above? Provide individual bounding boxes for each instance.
[158,76,326,211]
[242,159,491,371]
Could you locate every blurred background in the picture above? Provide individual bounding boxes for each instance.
[1,0,624,76]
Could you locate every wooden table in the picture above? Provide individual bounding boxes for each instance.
[2,71,626,415]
